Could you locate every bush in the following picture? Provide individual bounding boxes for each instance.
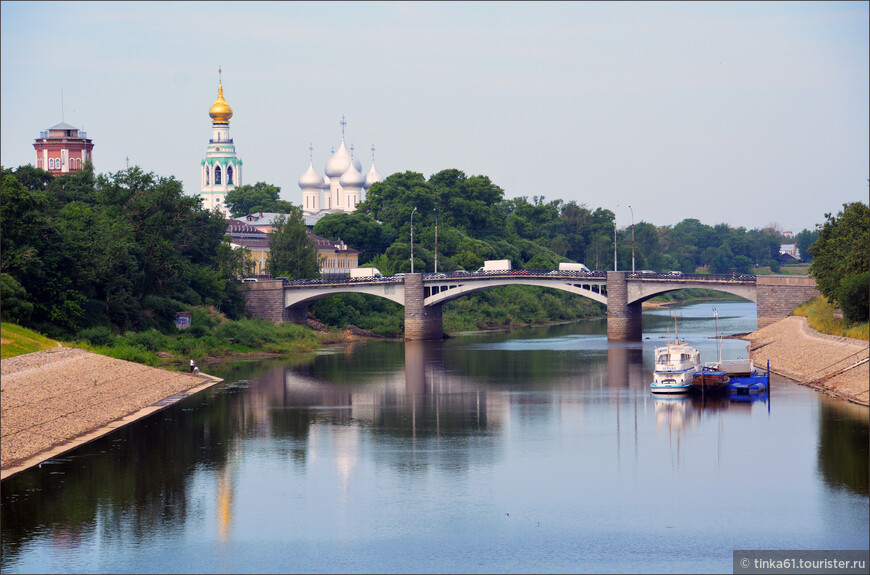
[838,271,869,324]
[76,326,116,347]
[122,329,168,351]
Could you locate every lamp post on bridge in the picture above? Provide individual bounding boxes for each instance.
[629,205,635,273]
[434,208,438,274]
[614,204,618,271]
[410,206,417,273]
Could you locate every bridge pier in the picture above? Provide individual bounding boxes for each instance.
[404,274,444,340]
[607,271,643,341]
[283,304,309,325]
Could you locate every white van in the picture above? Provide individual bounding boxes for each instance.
[558,262,591,273]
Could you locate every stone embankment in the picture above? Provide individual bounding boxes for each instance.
[1,347,222,479]
[743,316,869,406]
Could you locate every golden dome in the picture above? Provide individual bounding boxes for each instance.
[209,82,233,124]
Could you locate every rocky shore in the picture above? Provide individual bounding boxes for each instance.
[1,347,222,479]
[742,316,869,406]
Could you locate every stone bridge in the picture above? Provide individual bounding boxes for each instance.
[241,271,819,341]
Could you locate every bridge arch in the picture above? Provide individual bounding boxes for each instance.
[284,282,405,308]
[626,279,757,305]
[424,277,608,307]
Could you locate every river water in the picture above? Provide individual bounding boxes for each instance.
[1,301,868,573]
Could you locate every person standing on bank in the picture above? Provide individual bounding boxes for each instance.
[190,358,195,373]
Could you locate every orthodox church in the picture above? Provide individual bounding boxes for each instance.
[298,116,383,216]
[199,70,242,218]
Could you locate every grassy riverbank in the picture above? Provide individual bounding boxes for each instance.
[0,323,58,359]
[792,296,869,341]
[1,308,325,367]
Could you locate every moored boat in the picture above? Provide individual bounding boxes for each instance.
[651,341,701,393]
[691,366,730,393]
[650,315,701,394]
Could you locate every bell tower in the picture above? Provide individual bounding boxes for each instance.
[200,68,242,217]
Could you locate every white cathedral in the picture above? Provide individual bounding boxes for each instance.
[298,115,382,216]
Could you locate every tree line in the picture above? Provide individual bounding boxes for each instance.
[1,164,249,337]
[2,163,865,341]
[312,168,809,275]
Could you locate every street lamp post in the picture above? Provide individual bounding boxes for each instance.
[410,206,417,273]
[434,209,438,274]
[629,205,635,273]
[614,205,618,271]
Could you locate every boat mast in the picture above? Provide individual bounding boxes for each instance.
[714,307,721,365]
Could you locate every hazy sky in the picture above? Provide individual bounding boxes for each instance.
[2,1,867,232]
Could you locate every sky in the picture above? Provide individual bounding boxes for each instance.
[2,1,868,233]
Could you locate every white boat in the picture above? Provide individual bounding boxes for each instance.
[650,316,701,394]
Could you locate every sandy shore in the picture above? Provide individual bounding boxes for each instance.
[1,347,222,480]
[743,316,869,406]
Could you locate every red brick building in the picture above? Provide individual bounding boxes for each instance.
[33,122,94,174]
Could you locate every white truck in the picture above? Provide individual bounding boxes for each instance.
[559,262,591,273]
[481,259,512,272]
[349,267,383,279]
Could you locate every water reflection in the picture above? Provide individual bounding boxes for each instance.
[1,303,868,574]
[818,399,870,496]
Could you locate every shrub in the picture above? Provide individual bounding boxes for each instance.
[76,326,116,347]
[122,329,167,352]
[838,271,869,324]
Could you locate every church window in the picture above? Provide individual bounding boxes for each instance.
[205,167,209,185]
[227,166,233,185]
[49,158,55,170]
[215,165,222,185]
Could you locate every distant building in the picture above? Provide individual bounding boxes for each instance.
[200,69,242,218]
[782,231,795,239]
[226,219,269,275]
[779,243,801,261]
[298,115,383,216]
[227,216,358,276]
[33,122,94,174]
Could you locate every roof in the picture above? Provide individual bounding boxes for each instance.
[49,122,79,131]
[226,219,266,236]
[243,212,288,226]
[306,230,359,253]
[230,237,270,250]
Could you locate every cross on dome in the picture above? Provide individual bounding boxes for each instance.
[340,114,346,139]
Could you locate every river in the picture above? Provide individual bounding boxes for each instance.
[1,301,868,573]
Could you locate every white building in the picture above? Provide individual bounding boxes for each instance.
[299,116,383,216]
[200,70,242,217]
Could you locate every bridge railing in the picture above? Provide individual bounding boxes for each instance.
[274,270,755,288]
[626,272,756,281]
[422,269,608,280]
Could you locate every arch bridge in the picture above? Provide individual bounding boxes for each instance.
[241,271,818,341]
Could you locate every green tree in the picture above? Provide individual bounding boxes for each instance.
[313,212,396,264]
[809,202,869,322]
[0,273,33,324]
[795,228,818,262]
[224,181,294,217]
[266,211,321,279]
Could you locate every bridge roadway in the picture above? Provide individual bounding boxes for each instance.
[241,270,817,340]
